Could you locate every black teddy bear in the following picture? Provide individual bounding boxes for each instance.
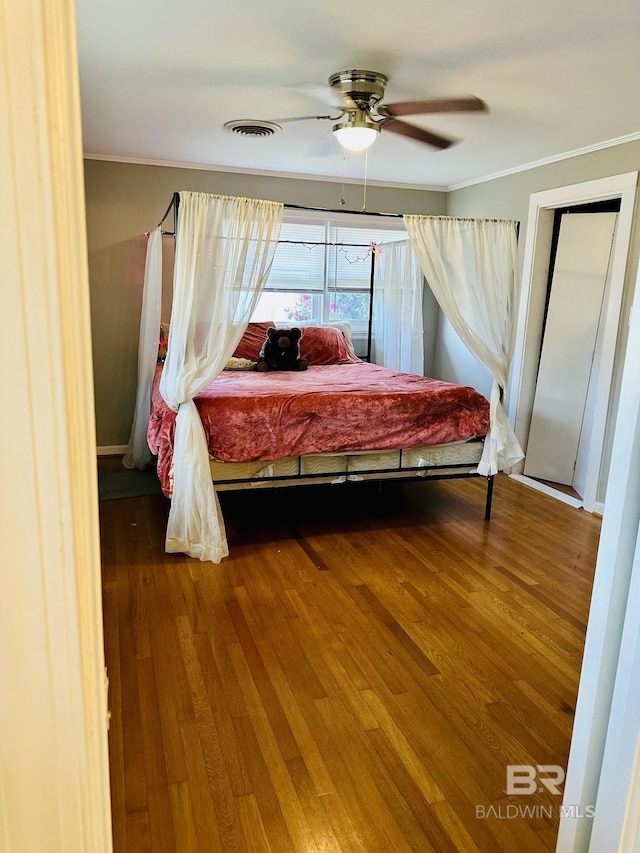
[256,327,308,372]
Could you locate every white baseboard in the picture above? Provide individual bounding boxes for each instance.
[585,500,606,517]
[97,445,126,457]
[509,474,584,509]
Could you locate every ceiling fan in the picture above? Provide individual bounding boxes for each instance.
[225,69,488,153]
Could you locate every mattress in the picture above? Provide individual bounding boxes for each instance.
[148,361,489,497]
[209,440,484,491]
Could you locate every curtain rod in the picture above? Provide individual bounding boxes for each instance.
[156,196,401,240]
[155,235,377,248]
[284,203,403,219]
[153,194,520,235]
[154,196,403,232]
[403,213,520,225]
[285,205,520,226]
[155,195,176,229]
[278,240,375,247]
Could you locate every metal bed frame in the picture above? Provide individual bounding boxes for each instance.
[156,193,495,522]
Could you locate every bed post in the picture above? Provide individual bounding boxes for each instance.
[484,475,495,521]
[366,246,376,362]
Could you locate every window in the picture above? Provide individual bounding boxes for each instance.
[252,210,407,337]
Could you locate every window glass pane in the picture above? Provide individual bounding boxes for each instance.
[254,213,407,333]
[328,292,370,323]
[267,222,326,291]
[252,291,323,324]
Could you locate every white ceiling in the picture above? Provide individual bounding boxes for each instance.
[76,0,640,190]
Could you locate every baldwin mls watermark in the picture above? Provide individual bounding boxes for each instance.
[475,765,595,821]
[507,764,565,796]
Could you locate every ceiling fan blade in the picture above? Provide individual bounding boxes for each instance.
[383,119,453,149]
[380,96,487,118]
[307,129,340,157]
[286,83,343,109]
[272,114,338,124]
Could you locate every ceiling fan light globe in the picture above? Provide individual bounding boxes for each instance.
[332,124,379,152]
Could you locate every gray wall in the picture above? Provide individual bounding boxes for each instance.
[86,143,640,460]
[85,159,447,447]
[439,140,640,395]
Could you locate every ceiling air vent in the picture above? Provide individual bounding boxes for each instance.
[224,120,281,138]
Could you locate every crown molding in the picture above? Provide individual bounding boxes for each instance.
[82,152,448,193]
[85,130,640,195]
[449,131,640,191]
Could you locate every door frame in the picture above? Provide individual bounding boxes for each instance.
[1,0,112,849]
[556,259,640,852]
[506,172,637,512]
[523,210,618,490]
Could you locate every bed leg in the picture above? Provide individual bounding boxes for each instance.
[484,475,495,521]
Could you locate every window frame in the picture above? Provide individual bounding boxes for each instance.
[254,208,407,337]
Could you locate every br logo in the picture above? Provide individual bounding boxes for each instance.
[507,765,565,796]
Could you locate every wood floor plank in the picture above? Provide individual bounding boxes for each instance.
[231,715,297,853]
[285,757,344,852]
[149,564,197,724]
[284,588,389,731]
[255,599,329,702]
[178,718,226,852]
[359,688,445,804]
[234,585,335,797]
[427,799,484,853]
[313,694,415,853]
[295,700,407,852]
[227,641,320,852]
[145,582,189,783]
[136,658,177,852]
[167,780,200,853]
[101,473,601,852]
[227,597,303,763]
[118,577,148,815]
[125,809,151,853]
[236,793,273,853]
[176,616,246,851]
[354,583,441,676]
[365,727,443,853]
[191,630,253,797]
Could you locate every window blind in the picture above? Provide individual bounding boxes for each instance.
[329,225,407,291]
[268,222,326,291]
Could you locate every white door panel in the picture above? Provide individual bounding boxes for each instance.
[572,224,617,499]
[524,212,617,487]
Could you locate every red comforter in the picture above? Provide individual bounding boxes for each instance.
[148,362,489,496]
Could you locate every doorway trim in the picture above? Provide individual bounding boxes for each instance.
[506,172,637,512]
[1,0,112,849]
[556,259,640,851]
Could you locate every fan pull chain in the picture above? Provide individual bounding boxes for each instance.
[340,150,346,206]
[362,148,368,211]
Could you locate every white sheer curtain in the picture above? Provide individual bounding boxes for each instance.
[372,239,424,374]
[160,192,282,562]
[123,226,163,469]
[403,215,524,476]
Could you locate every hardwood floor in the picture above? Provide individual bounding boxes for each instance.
[100,473,601,852]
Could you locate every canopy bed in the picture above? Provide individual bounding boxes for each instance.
[124,191,523,564]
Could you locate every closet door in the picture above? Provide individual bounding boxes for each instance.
[523,212,617,488]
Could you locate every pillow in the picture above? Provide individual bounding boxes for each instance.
[233,321,274,360]
[292,320,357,357]
[224,356,256,371]
[298,326,361,365]
[324,321,356,357]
